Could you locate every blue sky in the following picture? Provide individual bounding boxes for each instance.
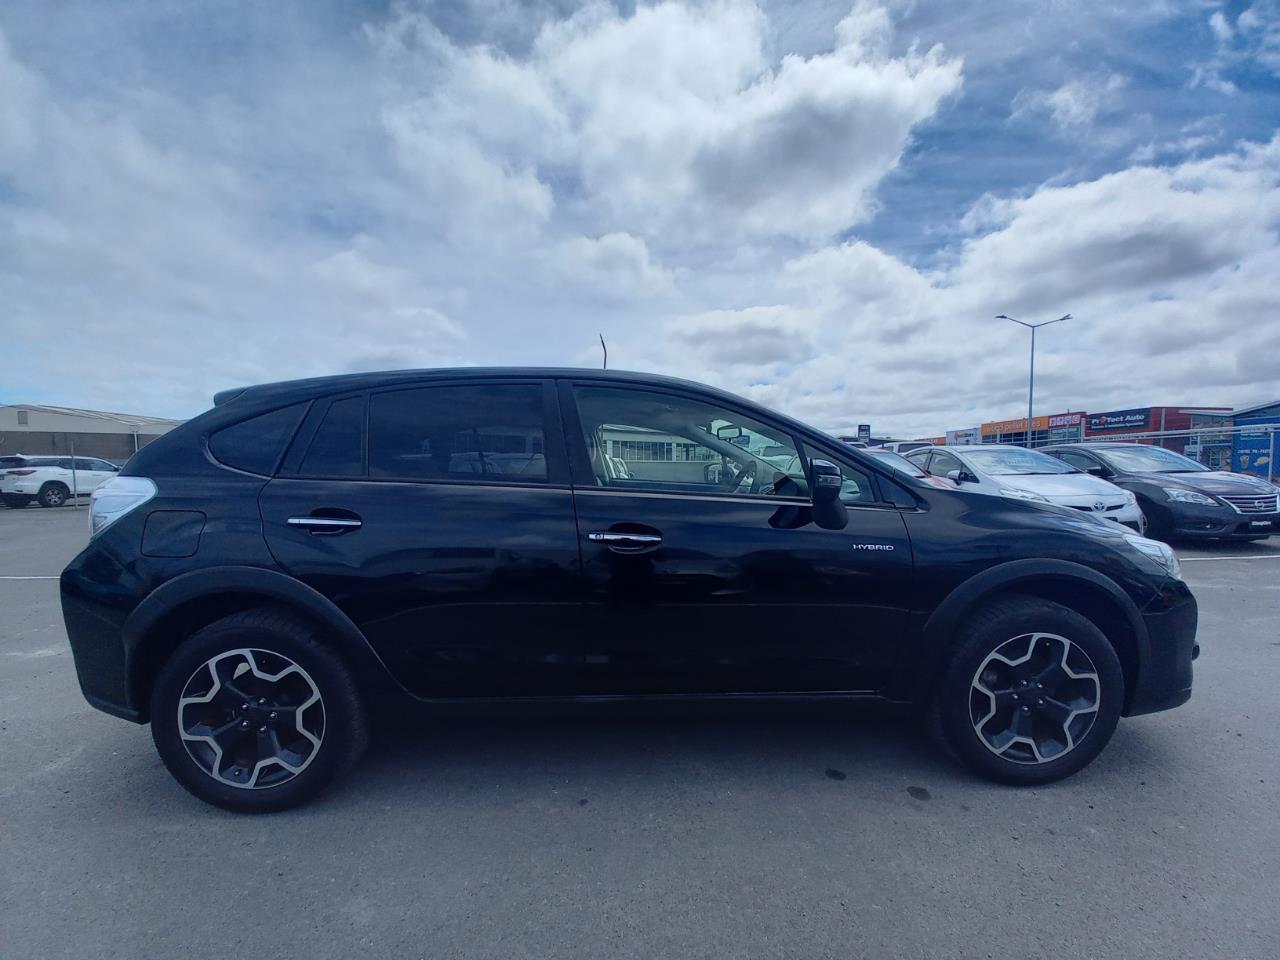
[1,0,1278,437]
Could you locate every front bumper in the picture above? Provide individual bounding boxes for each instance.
[1126,578,1198,716]
[1171,505,1279,539]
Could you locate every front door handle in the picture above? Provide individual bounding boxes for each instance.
[588,529,663,552]
[287,516,362,534]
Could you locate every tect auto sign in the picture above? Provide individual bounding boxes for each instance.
[1088,408,1151,432]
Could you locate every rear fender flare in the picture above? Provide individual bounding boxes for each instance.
[122,565,400,717]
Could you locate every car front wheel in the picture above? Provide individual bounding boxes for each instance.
[150,608,368,813]
[934,596,1123,785]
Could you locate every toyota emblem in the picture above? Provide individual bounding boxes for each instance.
[1093,501,1106,511]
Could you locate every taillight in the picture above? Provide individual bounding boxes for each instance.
[6,469,36,476]
[89,476,157,537]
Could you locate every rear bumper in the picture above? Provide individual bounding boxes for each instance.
[1126,579,1199,717]
[61,570,141,721]
[1,479,44,495]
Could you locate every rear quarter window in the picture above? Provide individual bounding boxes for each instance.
[208,403,308,475]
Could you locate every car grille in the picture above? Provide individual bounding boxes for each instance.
[1222,493,1280,515]
[1066,503,1125,513]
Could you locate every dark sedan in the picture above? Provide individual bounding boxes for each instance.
[1041,443,1279,542]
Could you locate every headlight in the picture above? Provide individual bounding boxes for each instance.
[999,487,1050,503]
[1162,487,1217,505]
[1124,533,1182,580]
[1123,490,1138,506]
[89,476,157,537]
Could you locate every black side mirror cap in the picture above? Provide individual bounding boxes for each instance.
[809,458,848,530]
[810,459,842,505]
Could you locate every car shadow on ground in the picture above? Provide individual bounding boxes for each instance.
[347,699,963,796]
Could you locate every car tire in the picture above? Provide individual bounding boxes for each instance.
[37,483,69,508]
[150,607,369,813]
[932,596,1123,785]
[3,495,30,509]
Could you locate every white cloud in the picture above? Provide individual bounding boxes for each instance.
[1011,72,1128,131]
[371,0,962,243]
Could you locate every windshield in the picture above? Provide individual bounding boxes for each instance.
[1097,445,1209,473]
[865,448,927,477]
[962,447,1078,476]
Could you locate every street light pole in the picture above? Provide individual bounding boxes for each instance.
[997,314,1071,429]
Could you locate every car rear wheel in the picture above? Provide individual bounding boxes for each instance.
[38,483,69,508]
[150,607,368,813]
[933,596,1123,785]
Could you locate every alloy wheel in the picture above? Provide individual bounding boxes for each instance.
[177,648,325,789]
[969,632,1100,765]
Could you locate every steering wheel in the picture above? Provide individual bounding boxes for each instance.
[721,458,757,492]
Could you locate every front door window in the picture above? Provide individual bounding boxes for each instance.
[571,385,807,498]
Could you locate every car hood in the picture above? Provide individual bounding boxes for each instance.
[997,472,1125,500]
[1142,471,1277,496]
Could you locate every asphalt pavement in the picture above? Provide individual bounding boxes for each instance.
[2,505,1278,959]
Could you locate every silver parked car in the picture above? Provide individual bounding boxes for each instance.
[905,443,1145,532]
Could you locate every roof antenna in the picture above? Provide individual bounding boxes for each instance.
[599,333,608,369]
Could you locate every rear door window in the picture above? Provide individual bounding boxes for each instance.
[298,396,364,477]
[369,384,549,483]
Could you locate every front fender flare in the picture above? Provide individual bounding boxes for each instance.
[903,557,1152,704]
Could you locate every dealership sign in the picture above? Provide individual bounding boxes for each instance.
[981,411,1083,435]
[1088,408,1151,432]
[857,424,871,441]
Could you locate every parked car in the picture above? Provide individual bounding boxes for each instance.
[861,446,958,490]
[1040,443,1279,542]
[1,454,120,508]
[877,440,934,454]
[904,444,1146,533]
[61,369,1197,812]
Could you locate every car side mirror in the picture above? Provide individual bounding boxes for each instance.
[1086,466,1110,478]
[809,459,848,530]
[811,459,842,504]
[946,469,976,484]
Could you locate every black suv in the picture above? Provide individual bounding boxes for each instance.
[1040,442,1279,542]
[61,369,1198,812]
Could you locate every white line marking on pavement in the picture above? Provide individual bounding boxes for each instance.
[0,575,59,580]
[1180,554,1280,562]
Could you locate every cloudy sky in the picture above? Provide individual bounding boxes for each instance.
[2,0,1278,437]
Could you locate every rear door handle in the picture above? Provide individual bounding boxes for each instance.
[287,516,362,534]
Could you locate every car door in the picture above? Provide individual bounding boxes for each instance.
[561,380,915,696]
[258,379,584,699]
[923,449,964,482]
[79,458,117,494]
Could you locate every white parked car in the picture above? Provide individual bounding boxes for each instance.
[1,454,121,508]
[904,443,1146,533]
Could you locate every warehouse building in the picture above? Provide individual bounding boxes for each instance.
[0,404,183,462]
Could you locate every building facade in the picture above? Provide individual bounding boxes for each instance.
[0,405,183,461]
[979,411,1084,447]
